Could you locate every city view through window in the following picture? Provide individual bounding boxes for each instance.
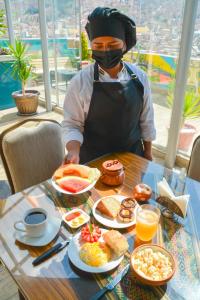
[0,0,200,157]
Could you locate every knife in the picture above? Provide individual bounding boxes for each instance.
[90,263,130,300]
[32,240,69,266]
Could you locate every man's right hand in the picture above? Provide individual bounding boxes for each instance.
[64,140,81,164]
[64,150,80,164]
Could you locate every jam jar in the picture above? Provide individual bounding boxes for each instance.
[100,159,125,186]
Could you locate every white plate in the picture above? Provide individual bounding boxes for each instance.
[62,209,90,229]
[68,229,123,273]
[51,169,100,195]
[92,195,138,229]
[14,217,61,247]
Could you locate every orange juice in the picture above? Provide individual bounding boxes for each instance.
[136,207,160,241]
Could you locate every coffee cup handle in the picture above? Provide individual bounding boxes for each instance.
[14,221,26,232]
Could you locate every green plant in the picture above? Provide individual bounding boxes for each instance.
[81,32,89,61]
[0,9,6,36]
[8,40,34,96]
[167,88,200,126]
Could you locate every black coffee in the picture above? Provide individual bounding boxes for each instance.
[25,212,46,225]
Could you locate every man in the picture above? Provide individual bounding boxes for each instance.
[62,7,156,164]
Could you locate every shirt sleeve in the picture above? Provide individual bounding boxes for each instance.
[140,73,156,141]
[61,74,85,146]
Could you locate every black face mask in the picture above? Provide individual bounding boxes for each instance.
[92,49,123,69]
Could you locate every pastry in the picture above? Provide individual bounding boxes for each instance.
[103,230,129,258]
[118,207,134,223]
[121,197,136,212]
[96,197,121,219]
[133,183,152,201]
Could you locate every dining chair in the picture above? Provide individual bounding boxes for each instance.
[0,118,65,194]
[187,135,200,182]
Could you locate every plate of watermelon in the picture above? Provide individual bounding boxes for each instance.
[52,164,101,194]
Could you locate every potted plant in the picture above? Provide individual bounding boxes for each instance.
[167,88,200,151]
[81,32,90,68]
[0,9,10,56]
[8,40,39,115]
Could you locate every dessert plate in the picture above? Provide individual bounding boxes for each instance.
[92,195,138,229]
[67,229,123,273]
[14,217,61,247]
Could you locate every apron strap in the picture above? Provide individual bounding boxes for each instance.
[94,62,100,82]
[124,62,144,95]
[93,61,144,95]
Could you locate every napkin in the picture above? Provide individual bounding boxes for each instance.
[157,177,190,218]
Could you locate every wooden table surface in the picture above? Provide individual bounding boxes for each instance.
[0,152,200,300]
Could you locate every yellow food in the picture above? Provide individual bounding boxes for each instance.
[70,216,85,227]
[132,247,173,281]
[79,242,111,267]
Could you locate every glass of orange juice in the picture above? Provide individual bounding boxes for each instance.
[136,204,160,241]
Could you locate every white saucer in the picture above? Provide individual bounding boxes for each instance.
[14,217,61,247]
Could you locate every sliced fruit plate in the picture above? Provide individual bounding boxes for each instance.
[51,164,100,194]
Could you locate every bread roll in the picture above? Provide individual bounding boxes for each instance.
[103,230,129,258]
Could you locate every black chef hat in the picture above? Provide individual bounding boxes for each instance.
[85,7,136,53]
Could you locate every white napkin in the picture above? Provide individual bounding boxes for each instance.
[157,178,190,217]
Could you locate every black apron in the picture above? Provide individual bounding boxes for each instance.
[80,62,144,164]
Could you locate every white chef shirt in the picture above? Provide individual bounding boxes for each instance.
[62,62,156,146]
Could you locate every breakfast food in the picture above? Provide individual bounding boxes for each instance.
[103,230,129,258]
[53,164,100,193]
[63,209,90,228]
[53,164,99,181]
[133,184,152,201]
[121,197,136,212]
[53,164,90,179]
[79,242,111,267]
[100,159,125,186]
[56,176,91,193]
[53,165,66,180]
[132,247,173,281]
[96,196,121,219]
[81,224,101,243]
[118,208,134,223]
[65,211,81,221]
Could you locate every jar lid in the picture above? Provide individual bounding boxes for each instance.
[102,160,123,172]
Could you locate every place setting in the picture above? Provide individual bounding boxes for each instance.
[13,207,62,247]
[11,158,180,300]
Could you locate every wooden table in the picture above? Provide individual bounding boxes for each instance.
[0,152,200,300]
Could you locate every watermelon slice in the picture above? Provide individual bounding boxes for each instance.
[56,176,91,193]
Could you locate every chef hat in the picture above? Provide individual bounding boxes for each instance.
[85,7,136,53]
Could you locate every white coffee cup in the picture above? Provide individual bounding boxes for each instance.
[14,208,48,238]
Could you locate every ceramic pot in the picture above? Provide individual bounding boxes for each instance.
[12,90,40,116]
[178,123,196,151]
[100,159,125,186]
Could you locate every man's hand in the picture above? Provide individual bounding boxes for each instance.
[64,140,81,164]
[144,150,153,161]
[143,140,153,161]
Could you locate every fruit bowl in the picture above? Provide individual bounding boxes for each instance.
[131,244,176,286]
[52,164,100,194]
